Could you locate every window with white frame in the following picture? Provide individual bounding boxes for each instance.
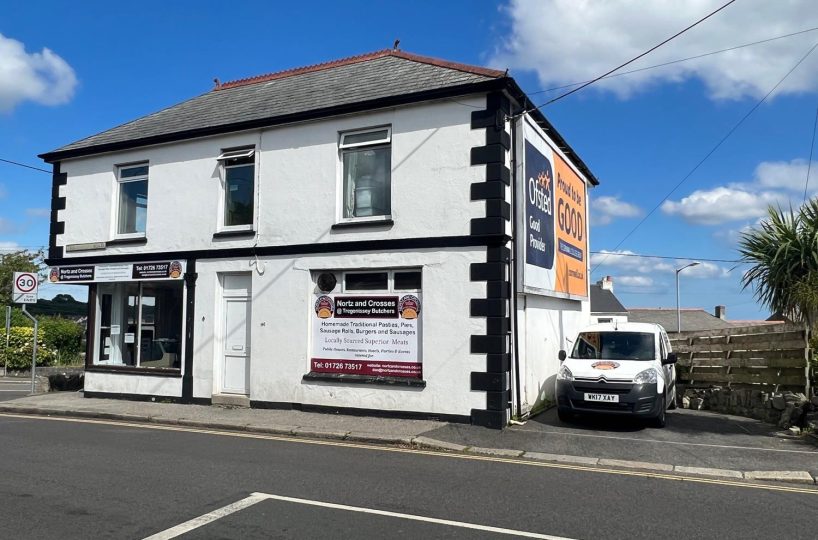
[217,147,256,228]
[339,127,391,219]
[117,163,149,235]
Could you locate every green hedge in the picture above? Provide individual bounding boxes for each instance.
[0,327,57,369]
[40,318,84,358]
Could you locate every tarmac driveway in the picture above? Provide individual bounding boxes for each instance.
[421,408,818,477]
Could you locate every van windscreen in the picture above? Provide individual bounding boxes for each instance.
[571,332,655,361]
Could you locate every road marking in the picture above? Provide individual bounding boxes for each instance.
[144,492,575,540]
[142,492,269,540]
[525,429,818,455]
[1,412,816,495]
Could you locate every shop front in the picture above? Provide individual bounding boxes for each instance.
[49,260,188,377]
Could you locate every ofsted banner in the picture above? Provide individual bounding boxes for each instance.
[311,293,422,378]
[520,117,588,299]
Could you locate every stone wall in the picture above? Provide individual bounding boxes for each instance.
[681,386,818,432]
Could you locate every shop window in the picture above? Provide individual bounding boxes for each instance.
[217,147,255,228]
[95,281,183,369]
[339,127,391,219]
[116,163,149,236]
[394,270,421,291]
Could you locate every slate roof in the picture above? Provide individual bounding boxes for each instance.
[42,50,501,158]
[627,308,734,333]
[590,284,627,314]
[39,49,599,185]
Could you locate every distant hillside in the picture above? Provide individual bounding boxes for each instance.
[27,294,87,319]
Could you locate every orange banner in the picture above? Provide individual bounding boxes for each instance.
[553,154,588,297]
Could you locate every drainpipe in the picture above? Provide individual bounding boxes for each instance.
[509,110,522,420]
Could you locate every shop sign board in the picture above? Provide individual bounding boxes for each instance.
[518,117,589,299]
[12,272,39,304]
[311,293,421,378]
[47,260,186,283]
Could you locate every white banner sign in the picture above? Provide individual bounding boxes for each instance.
[48,260,186,283]
[310,293,422,378]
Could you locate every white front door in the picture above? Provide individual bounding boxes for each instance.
[220,274,251,395]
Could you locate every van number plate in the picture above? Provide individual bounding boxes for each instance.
[584,393,619,403]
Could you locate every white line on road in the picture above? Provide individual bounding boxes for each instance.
[529,430,818,455]
[144,492,577,540]
[142,492,270,540]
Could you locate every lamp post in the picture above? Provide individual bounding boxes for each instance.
[675,262,700,333]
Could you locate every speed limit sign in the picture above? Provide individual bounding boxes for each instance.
[12,272,39,304]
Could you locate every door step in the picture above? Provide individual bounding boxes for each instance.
[211,394,251,408]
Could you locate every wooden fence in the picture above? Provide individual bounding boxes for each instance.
[670,323,811,394]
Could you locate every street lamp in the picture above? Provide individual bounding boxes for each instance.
[675,262,700,333]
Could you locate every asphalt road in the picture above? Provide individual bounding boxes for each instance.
[0,414,816,540]
[0,378,30,402]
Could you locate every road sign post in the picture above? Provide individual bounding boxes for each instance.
[12,272,39,393]
[3,306,9,378]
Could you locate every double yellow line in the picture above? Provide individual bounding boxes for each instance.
[2,412,816,495]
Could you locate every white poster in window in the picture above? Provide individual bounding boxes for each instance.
[110,325,121,336]
[124,333,135,344]
[310,294,421,378]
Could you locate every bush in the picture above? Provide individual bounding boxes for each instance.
[40,317,84,358]
[0,326,57,369]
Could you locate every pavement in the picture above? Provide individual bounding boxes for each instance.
[0,387,816,486]
[0,377,32,401]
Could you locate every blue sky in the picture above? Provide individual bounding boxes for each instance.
[1,0,817,320]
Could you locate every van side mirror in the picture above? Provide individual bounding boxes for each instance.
[663,353,677,365]
[558,350,567,362]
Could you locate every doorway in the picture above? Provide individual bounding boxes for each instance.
[218,274,251,395]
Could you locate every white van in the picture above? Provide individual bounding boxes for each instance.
[556,322,677,427]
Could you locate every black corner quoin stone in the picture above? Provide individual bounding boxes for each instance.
[48,161,66,260]
[469,91,514,429]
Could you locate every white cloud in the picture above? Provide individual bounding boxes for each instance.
[661,186,785,225]
[617,275,654,287]
[592,250,730,279]
[492,0,818,100]
[754,159,817,191]
[0,241,22,252]
[25,208,50,218]
[662,159,818,225]
[0,33,77,112]
[591,195,642,225]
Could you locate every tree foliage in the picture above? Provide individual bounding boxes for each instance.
[738,200,818,326]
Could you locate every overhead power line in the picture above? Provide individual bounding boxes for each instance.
[592,39,818,273]
[804,105,818,201]
[590,251,740,263]
[0,158,51,174]
[527,26,818,97]
[521,0,738,113]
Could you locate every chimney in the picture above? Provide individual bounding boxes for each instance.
[715,305,726,320]
[597,275,613,292]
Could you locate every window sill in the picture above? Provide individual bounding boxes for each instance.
[86,365,182,377]
[302,372,426,388]
[107,237,147,246]
[331,219,394,230]
[213,229,256,239]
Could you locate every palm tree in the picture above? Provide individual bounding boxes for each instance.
[738,199,818,328]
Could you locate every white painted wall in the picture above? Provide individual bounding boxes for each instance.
[84,371,181,397]
[193,247,488,416]
[516,293,589,415]
[57,97,486,256]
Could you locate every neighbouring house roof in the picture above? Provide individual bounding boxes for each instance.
[590,284,627,314]
[627,308,734,333]
[39,49,598,185]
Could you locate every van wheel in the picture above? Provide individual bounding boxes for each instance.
[557,408,573,423]
[651,396,667,428]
